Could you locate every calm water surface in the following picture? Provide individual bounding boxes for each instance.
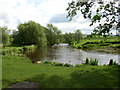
[26,44,119,65]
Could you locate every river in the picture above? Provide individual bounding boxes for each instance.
[25,44,119,65]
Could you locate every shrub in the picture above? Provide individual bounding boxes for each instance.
[54,63,64,66]
[89,58,98,66]
[75,64,81,67]
[23,46,28,51]
[109,59,113,65]
[44,61,52,64]
[109,59,118,65]
[85,58,89,64]
[103,64,107,66]
[113,61,118,65]
[50,62,56,65]
[64,63,72,67]
[84,58,98,66]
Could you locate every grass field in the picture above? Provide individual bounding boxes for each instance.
[2,55,120,88]
[72,36,120,50]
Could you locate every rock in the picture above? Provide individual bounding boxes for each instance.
[37,61,41,64]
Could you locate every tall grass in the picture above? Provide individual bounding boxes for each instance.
[85,58,98,66]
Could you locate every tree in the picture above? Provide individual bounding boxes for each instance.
[0,26,10,47]
[46,24,62,46]
[34,27,47,47]
[74,29,83,41]
[63,32,74,45]
[13,21,47,47]
[66,0,120,35]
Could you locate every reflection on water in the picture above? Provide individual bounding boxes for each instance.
[25,44,119,65]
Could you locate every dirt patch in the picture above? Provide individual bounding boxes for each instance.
[8,81,39,88]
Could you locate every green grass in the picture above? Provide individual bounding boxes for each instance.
[1,45,36,56]
[72,36,120,50]
[2,55,120,88]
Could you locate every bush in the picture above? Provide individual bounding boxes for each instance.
[109,59,118,65]
[54,63,64,66]
[103,64,107,66]
[63,63,72,67]
[44,61,52,64]
[85,58,89,64]
[109,59,113,65]
[75,64,81,67]
[84,58,98,66]
[89,58,98,66]
[113,61,118,65]
[50,62,56,65]
[23,46,28,51]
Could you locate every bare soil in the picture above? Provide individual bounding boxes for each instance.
[8,81,39,88]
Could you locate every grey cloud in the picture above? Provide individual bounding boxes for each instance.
[49,13,69,23]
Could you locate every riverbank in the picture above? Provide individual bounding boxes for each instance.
[1,45,36,56]
[71,36,120,53]
[2,55,119,88]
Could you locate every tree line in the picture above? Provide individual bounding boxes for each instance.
[0,21,84,48]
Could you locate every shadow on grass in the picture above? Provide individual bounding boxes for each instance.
[27,69,119,88]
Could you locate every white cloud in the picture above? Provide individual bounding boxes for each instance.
[0,0,96,34]
[52,21,96,34]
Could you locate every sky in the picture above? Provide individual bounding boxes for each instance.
[0,0,106,34]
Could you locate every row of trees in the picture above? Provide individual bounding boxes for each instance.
[63,29,84,45]
[12,21,63,47]
[0,21,84,47]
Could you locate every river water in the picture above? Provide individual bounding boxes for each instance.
[26,44,119,65]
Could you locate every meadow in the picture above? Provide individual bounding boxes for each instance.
[2,55,119,88]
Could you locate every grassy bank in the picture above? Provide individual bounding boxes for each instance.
[2,55,119,88]
[1,45,36,56]
[72,36,120,51]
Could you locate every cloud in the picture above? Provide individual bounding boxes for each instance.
[0,13,10,24]
[49,13,69,23]
[0,0,96,34]
[52,21,96,34]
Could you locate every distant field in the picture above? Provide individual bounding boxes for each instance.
[2,55,119,88]
[72,36,120,50]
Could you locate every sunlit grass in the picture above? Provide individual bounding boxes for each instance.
[72,36,120,49]
[2,55,119,88]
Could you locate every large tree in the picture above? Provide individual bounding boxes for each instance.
[46,24,62,46]
[66,0,120,35]
[63,32,74,45]
[13,21,47,47]
[73,29,83,41]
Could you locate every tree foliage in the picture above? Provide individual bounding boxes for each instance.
[13,21,47,47]
[46,24,62,46]
[63,29,83,45]
[66,0,120,35]
[74,29,83,41]
[0,26,10,47]
[63,33,74,45]
[12,21,63,47]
